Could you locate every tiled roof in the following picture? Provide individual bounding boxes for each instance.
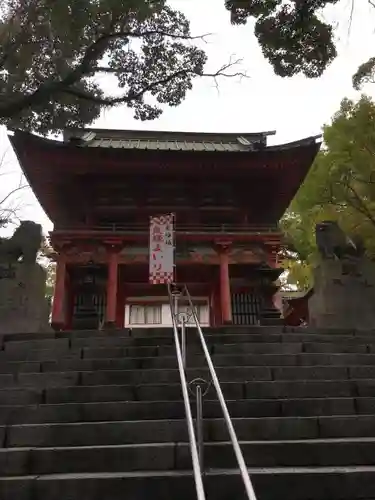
[63,128,276,152]
[87,138,259,152]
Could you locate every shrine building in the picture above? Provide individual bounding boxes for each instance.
[9,129,320,330]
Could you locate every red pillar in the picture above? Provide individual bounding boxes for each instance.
[106,251,118,327]
[218,244,232,324]
[116,267,126,328]
[51,257,66,330]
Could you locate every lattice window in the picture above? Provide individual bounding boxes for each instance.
[231,293,261,326]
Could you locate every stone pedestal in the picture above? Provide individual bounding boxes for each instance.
[309,257,375,330]
[0,263,51,334]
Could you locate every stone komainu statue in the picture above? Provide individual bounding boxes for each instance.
[315,220,364,260]
[0,220,42,265]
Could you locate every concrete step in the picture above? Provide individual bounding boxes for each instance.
[2,352,375,374]
[5,330,375,349]
[83,342,373,359]
[3,437,375,476]
[0,367,265,389]
[5,414,375,448]
[3,396,373,425]
[79,366,361,384]
[2,466,375,500]
[5,365,375,390]
[68,333,375,348]
[3,339,71,354]
[0,326,281,344]
[0,349,82,362]
[140,353,375,369]
[4,326,375,500]
[4,325,372,341]
[4,378,375,405]
[213,342,372,355]
[3,340,375,363]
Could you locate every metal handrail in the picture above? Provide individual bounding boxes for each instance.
[181,284,258,500]
[167,284,206,500]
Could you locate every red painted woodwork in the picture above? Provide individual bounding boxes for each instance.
[209,289,215,326]
[51,230,283,248]
[209,278,221,327]
[66,275,74,330]
[10,129,320,329]
[9,131,320,226]
[116,276,126,328]
[218,247,232,324]
[51,257,67,329]
[106,252,119,324]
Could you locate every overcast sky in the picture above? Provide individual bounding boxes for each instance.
[2,0,375,235]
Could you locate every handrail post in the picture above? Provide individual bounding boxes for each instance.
[171,284,182,324]
[196,384,204,472]
[181,315,186,370]
[174,294,179,323]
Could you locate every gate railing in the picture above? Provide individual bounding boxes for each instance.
[167,283,258,500]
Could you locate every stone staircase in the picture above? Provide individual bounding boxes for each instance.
[1,326,375,499]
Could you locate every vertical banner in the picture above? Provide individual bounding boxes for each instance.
[149,213,175,284]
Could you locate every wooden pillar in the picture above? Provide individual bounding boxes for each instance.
[116,266,126,328]
[106,250,119,327]
[51,256,66,330]
[209,279,221,327]
[216,242,232,324]
[65,271,74,330]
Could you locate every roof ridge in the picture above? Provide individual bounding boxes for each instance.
[63,127,277,138]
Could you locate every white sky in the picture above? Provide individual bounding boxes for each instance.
[2,0,375,235]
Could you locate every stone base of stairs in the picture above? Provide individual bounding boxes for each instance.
[1,326,375,499]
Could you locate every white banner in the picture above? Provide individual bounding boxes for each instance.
[149,214,175,284]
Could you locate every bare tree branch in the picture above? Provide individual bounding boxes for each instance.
[0,147,28,226]
[316,175,375,230]
[348,0,355,36]
[62,60,247,107]
[0,184,27,208]
[345,182,375,226]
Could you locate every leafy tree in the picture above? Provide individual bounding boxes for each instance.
[0,0,243,134]
[281,95,375,289]
[225,0,339,78]
[226,0,375,83]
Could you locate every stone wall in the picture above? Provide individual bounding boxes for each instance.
[309,257,375,330]
[0,263,51,334]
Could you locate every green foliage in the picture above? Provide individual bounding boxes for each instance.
[353,57,375,90]
[281,95,375,289]
[38,236,55,299]
[0,0,212,134]
[45,262,56,300]
[225,0,339,77]
[282,257,314,291]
